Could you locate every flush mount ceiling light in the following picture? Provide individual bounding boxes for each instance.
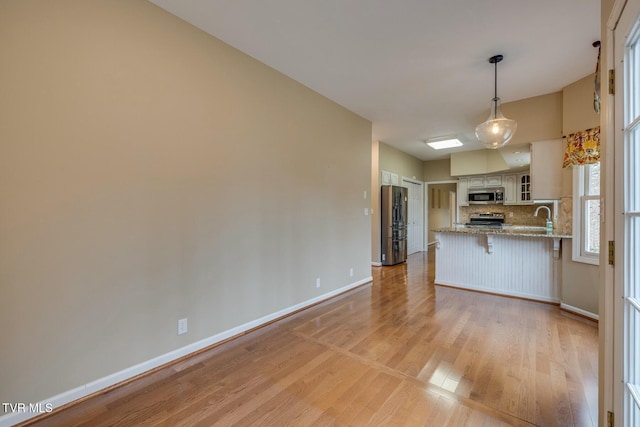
[425,137,463,150]
[475,54,518,149]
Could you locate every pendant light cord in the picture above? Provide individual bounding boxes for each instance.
[493,60,498,117]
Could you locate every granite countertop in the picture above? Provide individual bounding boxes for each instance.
[433,225,572,239]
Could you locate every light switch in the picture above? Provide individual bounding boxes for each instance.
[364,208,369,215]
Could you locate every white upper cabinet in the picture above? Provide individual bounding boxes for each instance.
[518,173,532,204]
[485,175,502,187]
[467,175,502,188]
[468,176,485,188]
[457,177,469,206]
[502,174,517,205]
[530,139,563,200]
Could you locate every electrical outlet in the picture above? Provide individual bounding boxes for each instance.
[509,212,514,218]
[178,318,188,335]
[316,278,321,288]
[364,208,369,216]
[350,267,354,277]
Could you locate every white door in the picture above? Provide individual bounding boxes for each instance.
[402,178,424,255]
[613,0,640,424]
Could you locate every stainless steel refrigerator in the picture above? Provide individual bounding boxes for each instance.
[381,185,408,266]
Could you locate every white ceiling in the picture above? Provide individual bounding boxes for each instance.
[148,0,600,162]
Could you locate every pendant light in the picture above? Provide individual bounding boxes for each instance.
[475,54,517,149]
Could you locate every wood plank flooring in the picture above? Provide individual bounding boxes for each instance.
[24,250,598,426]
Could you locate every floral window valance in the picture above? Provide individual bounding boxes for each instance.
[562,126,600,168]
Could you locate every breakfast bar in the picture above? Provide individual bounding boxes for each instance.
[434,226,571,303]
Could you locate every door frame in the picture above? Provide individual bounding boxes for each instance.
[605,0,640,424]
[401,176,424,253]
[424,180,459,246]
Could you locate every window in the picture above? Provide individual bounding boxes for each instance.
[572,162,600,264]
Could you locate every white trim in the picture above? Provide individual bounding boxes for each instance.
[424,179,459,247]
[603,12,618,427]
[400,176,422,185]
[371,261,382,267]
[435,281,560,304]
[424,179,459,184]
[0,276,373,427]
[402,176,425,253]
[607,0,628,30]
[560,303,599,321]
[609,1,640,423]
[572,165,600,265]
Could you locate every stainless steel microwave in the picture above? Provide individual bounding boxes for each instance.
[468,188,504,204]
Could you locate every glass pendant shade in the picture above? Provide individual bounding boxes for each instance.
[475,96,517,149]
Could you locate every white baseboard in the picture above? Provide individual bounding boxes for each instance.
[0,276,372,427]
[560,303,599,321]
[434,280,560,304]
[371,261,382,266]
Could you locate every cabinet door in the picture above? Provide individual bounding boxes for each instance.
[503,174,517,205]
[485,175,502,187]
[468,176,485,188]
[457,178,469,206]
[530,139,563,200]
[517,173,532,204]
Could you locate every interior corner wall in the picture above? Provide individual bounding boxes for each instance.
[0,0,372,409]
[563,74,601,136]
[561,244,599,315]
[561,74,602,197]
[500,92,564,145]
[558,74,601,317]
[378,142,424,182]
[423,159,453,182]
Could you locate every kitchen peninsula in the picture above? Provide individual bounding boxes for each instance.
[434,226,571,303]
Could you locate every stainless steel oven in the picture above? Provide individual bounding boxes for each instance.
[465,212,505,228]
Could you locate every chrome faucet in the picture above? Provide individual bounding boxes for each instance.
[534,206,553,231]
[534,205,551,220]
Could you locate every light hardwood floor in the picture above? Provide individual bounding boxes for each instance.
[24,250,598,426]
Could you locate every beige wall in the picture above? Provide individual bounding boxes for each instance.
[450,149,509,176]
[379,142,424,181]
[0,0,372,408]
[561,242,599,314]
[500,92,564,145]
[560,74,601,197]
[563,74,601,135]
[433,92,563,180]
[559,74,600,317]
[423,159,453,182]
[373,142,423,263]
[371,141,380,263]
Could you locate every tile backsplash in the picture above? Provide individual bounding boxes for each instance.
[459,203,558,227]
